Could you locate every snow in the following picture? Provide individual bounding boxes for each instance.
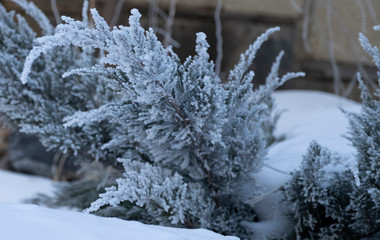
[0,203,237,240]
[261,90,360,190]
[0,169,54,203]
[0,90,361,239]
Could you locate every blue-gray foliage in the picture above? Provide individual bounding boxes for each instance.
[1,1,305,237]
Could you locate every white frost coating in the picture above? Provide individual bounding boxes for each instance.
[373,25,380,31]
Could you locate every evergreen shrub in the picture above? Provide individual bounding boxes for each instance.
[0,0,305,237]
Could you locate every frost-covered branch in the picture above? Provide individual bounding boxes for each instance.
[85,158,211,227]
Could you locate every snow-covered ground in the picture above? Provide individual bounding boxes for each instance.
[260,90,359,194]
[0,175,236,240]
[0,90,361,239]
[0,169,54,204]
[0,203,237,240]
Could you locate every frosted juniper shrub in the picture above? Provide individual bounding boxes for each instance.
[283,27,380,240]
[3,0,305,238]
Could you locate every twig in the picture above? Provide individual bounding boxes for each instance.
[214,0,223,75]
[365,0,379,25]
[110,0,125,27]
[149,0,159,30]
[290,0,303,14]
[56,153,69,181]
[149,0,178,48]
[312,0,376,96]
[302,0,312,53]
[163,0,176,48]
[358,64,378,90]
[50,0,61,25]
[356,0,367,34]
[263,163,291,175]
[325,0,342,95]
[343,71,358,97]
[244,185,283,205]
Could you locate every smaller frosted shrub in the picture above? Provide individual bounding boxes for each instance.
[283,26,380,240]
[283,141,356,239]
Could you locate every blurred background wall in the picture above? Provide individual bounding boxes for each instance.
[1,0,380,174]
[2,0,380,97]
